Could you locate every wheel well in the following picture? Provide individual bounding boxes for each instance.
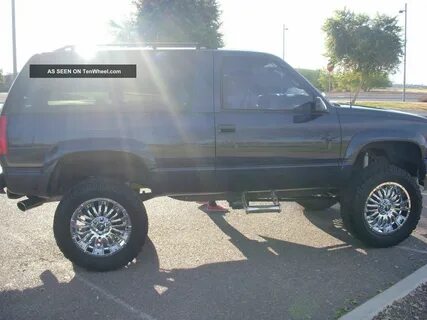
[354,141,425,183]
[49,151,150,195]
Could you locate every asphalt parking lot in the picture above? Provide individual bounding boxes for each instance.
[1,196,426,320]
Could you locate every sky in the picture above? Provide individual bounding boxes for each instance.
[0,0,426,85]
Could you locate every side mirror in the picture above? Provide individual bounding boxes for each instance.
[313,96,328,113]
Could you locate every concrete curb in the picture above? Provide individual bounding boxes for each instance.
[340,263,427,320]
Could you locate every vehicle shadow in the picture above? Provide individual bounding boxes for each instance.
[302,203,427,247]
[301,204,360,245]
[2,206,427,320]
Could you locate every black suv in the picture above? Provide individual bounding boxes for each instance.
[1,45,426,271]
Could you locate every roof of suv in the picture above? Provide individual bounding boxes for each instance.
[32,44,279,60]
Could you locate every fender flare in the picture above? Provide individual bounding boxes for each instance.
[343,129,427,165]
[39,138,156,194]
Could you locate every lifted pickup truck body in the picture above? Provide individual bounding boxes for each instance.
[1,46,426,271]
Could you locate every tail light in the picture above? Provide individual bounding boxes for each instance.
[0,115,7,156]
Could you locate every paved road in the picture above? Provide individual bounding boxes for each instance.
[328,91,426,102]
[0,196,426,320]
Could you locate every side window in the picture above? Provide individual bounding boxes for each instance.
[47,79,114,107]
[22,78,115,110]
[120,52,197,111]
[222,56,313,110]
[16,52,204,113]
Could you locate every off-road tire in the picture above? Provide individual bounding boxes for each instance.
[54,178,148,271]
[340,164,422,247]
[297,199,337,211]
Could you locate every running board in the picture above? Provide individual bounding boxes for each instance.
[242,191,281,214]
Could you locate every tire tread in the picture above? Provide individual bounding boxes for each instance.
[341,164,422,247]
[54,178,148,271]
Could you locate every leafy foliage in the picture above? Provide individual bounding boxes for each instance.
[297,68,391,93]
[129,0,224,48]
[323,9,402,102]
[0,69,10,93]
[333,71,360,92]
[296,68,327,92]
[109,20,138,43]
[361,71,392,91]
[332,71,391,92]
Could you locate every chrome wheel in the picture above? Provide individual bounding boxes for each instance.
[364,182,411,235]
[70,198,132,256]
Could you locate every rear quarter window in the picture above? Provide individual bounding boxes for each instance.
[9,51,211,114]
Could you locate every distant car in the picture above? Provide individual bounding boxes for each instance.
[1,45,426,271]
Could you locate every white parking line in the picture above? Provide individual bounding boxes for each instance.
[75,274,157,320]
[4,230,157,320]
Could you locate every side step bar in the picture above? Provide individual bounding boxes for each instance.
[242,191,281,214]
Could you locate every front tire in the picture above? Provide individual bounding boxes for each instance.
[54,178,148,271]
[341,164,422,247]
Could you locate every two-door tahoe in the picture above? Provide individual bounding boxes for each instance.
[1,45,426,270]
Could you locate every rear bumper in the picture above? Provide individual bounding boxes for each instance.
[0,173,5,191]
[424,159,427,187]
[1,167,51,198]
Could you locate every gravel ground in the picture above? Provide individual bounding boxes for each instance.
[373,283,427,320]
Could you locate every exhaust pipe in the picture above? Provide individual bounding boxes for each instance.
[17,197,45,212]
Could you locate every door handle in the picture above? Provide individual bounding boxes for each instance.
[321,134,338,142]
[321,133,339,150]
[218,124,236,133]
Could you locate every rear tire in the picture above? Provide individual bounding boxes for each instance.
[54,178,148,271]
[298,198,337,211]
[340,164,422,247]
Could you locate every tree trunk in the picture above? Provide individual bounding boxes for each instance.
[351,78,364,105]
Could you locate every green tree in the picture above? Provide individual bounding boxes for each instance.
[334,71,362,92]
[327,70,391,97]
[296,68,325,91]
[362,71,392,91]
[318,70,335,92]
[297,68,337,93]
[109,20,138,43]
[127,0,224,48]
[323,9,402,103]
[0,69,7,93]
